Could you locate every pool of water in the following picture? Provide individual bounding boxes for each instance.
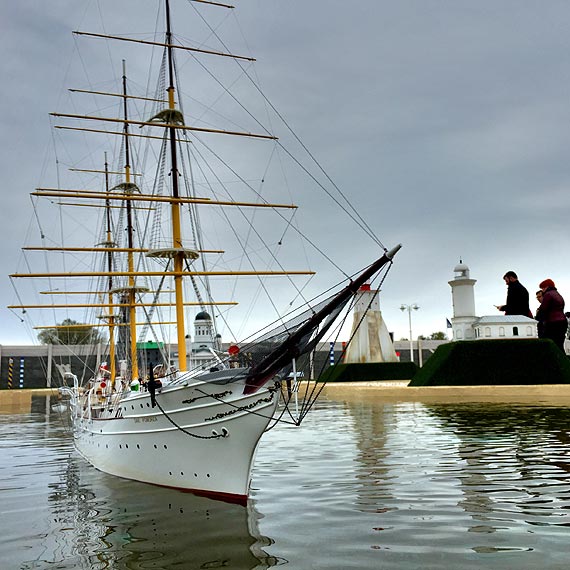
[1,392,569,569]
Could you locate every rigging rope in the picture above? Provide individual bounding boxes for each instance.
[153,397,226,439]
[295,262,394,423]
[181,5,386,250]
[151,382,281,439]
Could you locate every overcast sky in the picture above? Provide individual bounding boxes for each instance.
[2,0,570,345]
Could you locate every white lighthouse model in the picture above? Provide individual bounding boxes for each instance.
[448,261,537,340]
[344,284,399,363]
[448,260,478,340]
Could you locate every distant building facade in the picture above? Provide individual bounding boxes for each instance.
[473,315,536,340]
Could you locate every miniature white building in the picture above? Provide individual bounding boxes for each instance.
[193,311,215,348]
[188,310,221,369]
[473,315,537,339]
[448,261,477,340]
[344,284,399,363]
[448,261,537,340]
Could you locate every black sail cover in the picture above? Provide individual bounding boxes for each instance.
[242,245,400,394]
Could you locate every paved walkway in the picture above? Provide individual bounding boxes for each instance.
[322,381,570,405]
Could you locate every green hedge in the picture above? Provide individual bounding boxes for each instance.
[318,362,418,383]
[409,339,570,386]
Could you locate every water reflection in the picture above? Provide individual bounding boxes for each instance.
[325,391,570,566]
[45,457,277,569]
[341,400,397,514]
[5,393,570,569]
[1,396,278,570]
[426,404,570,532]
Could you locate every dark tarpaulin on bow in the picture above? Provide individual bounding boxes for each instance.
[242,245,401,394]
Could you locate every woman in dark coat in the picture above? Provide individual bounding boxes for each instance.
[534,290,545,338]
[536,279,566,351]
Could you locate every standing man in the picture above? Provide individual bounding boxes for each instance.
[495,271,532,318]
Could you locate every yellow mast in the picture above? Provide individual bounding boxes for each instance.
[166,0,187,371]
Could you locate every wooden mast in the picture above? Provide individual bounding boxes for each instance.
[55,125,193,143]
[10,269,315,278]
[9,302,238,309]
[121,60,139,381]
[51,112,277,140]
[103,154,117,382]
[32,189,296,209]
[73,31,252,61]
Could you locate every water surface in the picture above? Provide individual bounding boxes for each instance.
[1,393,569,569]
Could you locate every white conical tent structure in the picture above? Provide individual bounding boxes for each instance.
[344,284,399,363]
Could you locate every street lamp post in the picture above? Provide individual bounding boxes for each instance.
[400,303,420,363]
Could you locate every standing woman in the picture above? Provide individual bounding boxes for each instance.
[536,279,566,351]
[535,290,545,338]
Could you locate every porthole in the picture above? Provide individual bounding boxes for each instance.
[136,444,140,449]
[119,444,122,449]
[154,444,158,449]
[163,444,167,449]
[206,473,210,478]
[181,472,184,476]
[125,444,129,449]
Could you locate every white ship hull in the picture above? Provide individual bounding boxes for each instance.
[67,375,280,504]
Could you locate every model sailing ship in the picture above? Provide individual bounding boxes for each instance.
[9,0,400,503]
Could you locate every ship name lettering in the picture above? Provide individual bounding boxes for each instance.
[135,416,158,423]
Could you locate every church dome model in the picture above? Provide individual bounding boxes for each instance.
[194,311,212,321]
[190,310,217,369]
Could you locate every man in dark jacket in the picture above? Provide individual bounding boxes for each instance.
[496,271,532,318]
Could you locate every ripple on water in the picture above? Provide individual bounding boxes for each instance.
[2,395,570,569]
[253,398,570,569]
